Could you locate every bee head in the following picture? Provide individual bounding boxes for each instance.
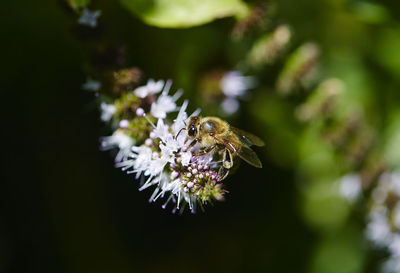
[187,116,200,137]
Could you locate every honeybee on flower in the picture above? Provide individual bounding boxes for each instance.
[98,78,263,213]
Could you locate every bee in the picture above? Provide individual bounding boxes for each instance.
[184,116,264,180]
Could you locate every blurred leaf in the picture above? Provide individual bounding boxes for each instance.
[300,179,351,231]
[297,124,351,231]
[250,93,300,167]
[325,49,374,113]
[298,122,339,180]
[374,28,400,78]
[383,111,400,169]
[119,0,249,28]
[310,227,365,273]
[351,1,389,24]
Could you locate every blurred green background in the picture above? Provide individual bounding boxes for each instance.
[2,0,400,272]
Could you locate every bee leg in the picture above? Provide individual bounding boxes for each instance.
[183,138,200,152]
[223,149,233,169]
[218,149,233,180]
[192,144,216,156]
[174,127,186,140]
[218,166,229,181]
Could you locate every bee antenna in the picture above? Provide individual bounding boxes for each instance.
[175,127,186,140]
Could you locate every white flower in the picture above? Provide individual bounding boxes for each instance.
[82,78,101,91]
[78,8,101,28]
[221,97,240,115]
[150,80,182,119]
[133,79,164,98]
[146,157,168,178]
[101,130,133,162]
[151,95,177,118]
[129,146,153,177]
[160,142,176,163]
[151,94,181,119]
[389,235,400,257]
[180,151,192,166]
[390,172,400,195]
[152,119,170,142]
[382,257,400,273]
[119,119,129,128]
[337,173,362,202]
[100,102,116,122]
[220,71,256,98]
[366,208,392,247]
[171,100,188,135]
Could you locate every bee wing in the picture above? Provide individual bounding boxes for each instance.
[230,126,265,147]
[225,141,263,168]
[236,145,263,168]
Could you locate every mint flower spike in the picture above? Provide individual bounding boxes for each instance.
[366,171,400,272]
[101,79,226,213]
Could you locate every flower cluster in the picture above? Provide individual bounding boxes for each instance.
[99,79,226,213]
[366,171,400,273]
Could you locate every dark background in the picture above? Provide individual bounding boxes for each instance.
[3,0,400,272]
[1,1,312,273]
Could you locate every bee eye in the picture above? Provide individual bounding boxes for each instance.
[188,126,197,136]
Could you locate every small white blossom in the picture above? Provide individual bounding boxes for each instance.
[220,71,256,98]
[152,119,170,142]
[171,100,188,135]
[136,107,145,117]
[221,97,240,115]
[100,102,116,122]
[337,173,362,202]
[82,78,101,91]
[133,79,164,98]
[150,82,182,119]
[101,130,133,162]
[366,208,392,247]
[382,257,400,273]
[389,235,400,257]
[151,96,175,118]
[160,142,175,163]
[180,151,192,166]
[145,157,168,178]
[119,119,129,128]
[78,8,101,28]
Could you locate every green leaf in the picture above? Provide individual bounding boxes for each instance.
[383,111,400,169]
[119,0,249,28]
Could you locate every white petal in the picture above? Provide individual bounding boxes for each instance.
[180,151,192,166]
[100,102,116,122]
